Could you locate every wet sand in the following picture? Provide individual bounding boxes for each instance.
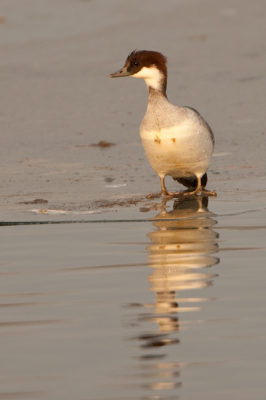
[1,0,266,399]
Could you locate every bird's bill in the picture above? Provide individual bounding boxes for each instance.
[109,66,131,78]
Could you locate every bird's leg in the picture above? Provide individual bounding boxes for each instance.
[147,176,174,198]
[182,176,217,197]
[160,176,177,196]
[161,176,189,197]
[160,176,169,195]
[181,176,202,196]
[160,176,191,198]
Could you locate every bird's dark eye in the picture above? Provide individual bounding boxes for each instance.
[134,62,139,66]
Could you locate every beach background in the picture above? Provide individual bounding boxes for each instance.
[1,0,265,214]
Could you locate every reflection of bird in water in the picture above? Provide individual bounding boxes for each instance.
[109,50,216,197]
[145,196,219,335]
[128,197,219,395]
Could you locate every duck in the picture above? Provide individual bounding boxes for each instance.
[109,50,216,197]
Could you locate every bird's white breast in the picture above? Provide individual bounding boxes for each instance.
[140,121,213,179]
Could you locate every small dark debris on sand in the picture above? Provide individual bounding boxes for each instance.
[104,177,114,183]
[19,199,48,205]
[90,141,115,148]
[139,207,151,212]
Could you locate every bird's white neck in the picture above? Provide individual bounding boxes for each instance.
[131,66,166,94]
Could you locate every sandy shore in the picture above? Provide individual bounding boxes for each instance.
[0,0,265,216]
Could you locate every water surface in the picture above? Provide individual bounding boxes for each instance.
[1,197,266,399]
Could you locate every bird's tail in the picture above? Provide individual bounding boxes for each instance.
[173,173,208,189]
